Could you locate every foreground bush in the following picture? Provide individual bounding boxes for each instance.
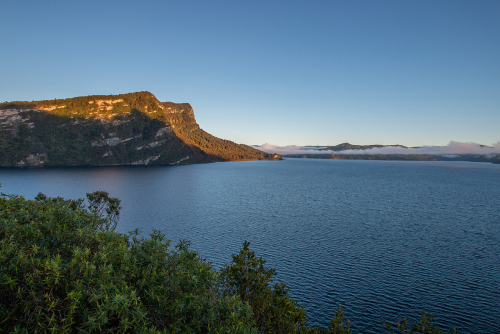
[0,191,456,333]
[0,192,256,333]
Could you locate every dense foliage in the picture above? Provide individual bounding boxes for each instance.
[0,191,456,333]
[0,191,257,333]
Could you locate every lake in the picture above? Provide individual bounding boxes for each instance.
[1,159,499,333]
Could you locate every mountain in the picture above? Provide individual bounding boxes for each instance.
[0,92,282,167]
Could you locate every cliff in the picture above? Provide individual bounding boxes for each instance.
[0,92,282,166]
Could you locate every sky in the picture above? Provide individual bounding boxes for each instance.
[1,0,499,147]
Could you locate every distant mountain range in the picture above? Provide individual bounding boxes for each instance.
[0,92,282,167]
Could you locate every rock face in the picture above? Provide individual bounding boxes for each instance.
[0,92,282,166]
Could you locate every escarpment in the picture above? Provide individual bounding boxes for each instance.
[0,91,282,166]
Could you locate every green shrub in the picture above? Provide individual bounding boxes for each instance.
[0,192,256,333]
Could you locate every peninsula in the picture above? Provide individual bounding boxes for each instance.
[0,92,282,167]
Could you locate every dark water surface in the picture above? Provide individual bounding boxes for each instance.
[1,159,499,333]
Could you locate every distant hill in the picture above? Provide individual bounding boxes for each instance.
[316,142,391,151]
[0,92,282,166]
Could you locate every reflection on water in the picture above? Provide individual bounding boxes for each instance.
[1,160,499,333]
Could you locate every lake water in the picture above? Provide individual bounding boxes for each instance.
[1,159,499,333]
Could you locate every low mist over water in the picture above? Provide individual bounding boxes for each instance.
[1,159,499,333]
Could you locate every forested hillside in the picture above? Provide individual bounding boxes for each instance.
[0,92,281,166]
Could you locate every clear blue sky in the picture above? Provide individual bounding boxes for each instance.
[1,0,499,146]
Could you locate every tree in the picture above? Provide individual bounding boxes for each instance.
[219,241,308,333]
[218,242,356,334]
[85,190,121,231]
